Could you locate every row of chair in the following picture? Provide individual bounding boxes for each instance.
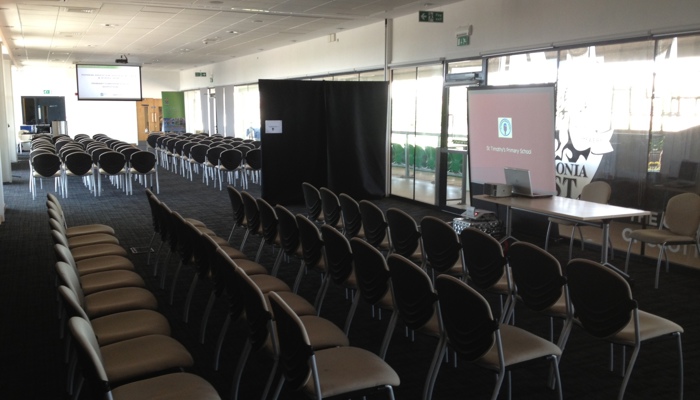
[28,133,159,199]
[226,184,563,399]
[147,132,261,190]
[295,182,684,400]
[46,193,221,400]
[141,188,402,399]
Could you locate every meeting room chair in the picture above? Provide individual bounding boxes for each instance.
[217,148,245,190]
[46,193,115,237]
[230,265,349,400]
[339,193,364,239]
[459,227,514,323]
[359,200,392,255]
[256,197,281,265]
[566,258,684,399]
[319,187,344,232]
[67,317,216,400]
[318,224,357,318]
[623,192,700,288]
[271,204,304,278]
[295,214,328,305]
[348,237,396,358]
[244,147,262,187]
[129,150,159,194]
[268,292,400,400]
[31,152,63,200]
[420,216,465,281]
[62,151,95,197]
[435,275,563,400]
[386,207,424,268]
[302,182,325,224]
[386,254,444,400]
[240,191,264,256]
[96,151,128,195]
[545,181,612,260]
[226,185,248,247]
[506,242,573,350]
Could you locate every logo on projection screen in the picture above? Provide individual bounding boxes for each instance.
[498,117,513,138]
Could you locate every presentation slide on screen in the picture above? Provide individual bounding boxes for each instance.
[468,84,556,193]
[76,65,142,100]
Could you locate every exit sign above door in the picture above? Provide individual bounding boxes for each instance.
[418,11,444,23]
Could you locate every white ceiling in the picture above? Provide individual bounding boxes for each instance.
[0,0,459,71]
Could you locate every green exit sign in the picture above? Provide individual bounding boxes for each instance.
[195,72,207,77]
[457,35,470,46]
[43,90,50,94]
[418,11,444,23]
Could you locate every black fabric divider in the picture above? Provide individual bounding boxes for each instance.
[259,79,387,205]
[325,81,387,199]
[259,80,327,205]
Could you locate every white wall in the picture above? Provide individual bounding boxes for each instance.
[392,0,700,64]
[8,0,700,143]
[179,0,700,89]
[12,66,179,144]
[179,21,386,89]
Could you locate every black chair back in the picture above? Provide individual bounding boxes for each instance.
[350,237,391,305]
[435,275,498,362]
[321,225,354,285]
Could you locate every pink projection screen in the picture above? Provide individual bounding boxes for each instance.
[468,84,556,194]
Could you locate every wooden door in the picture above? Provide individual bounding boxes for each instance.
[136,98,163,142]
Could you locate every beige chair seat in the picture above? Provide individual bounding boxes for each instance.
[476,324,562,369]
[66,233,120,249]
[610,310,684,345]
[110,372,221,400]
[65,224,115,238]
[83,286,158,319]
[218,244,248,260]
[234,259,268,275]
[75,255,135,276]
[100,334,194,384]
[268,291,317,317]
[90,309,172,346]
[79,269,145,295]
[58,286,170,347]
[250,274,291,293]
[628,229,694,244]
[70,243,128,262]
[302,346,401,398]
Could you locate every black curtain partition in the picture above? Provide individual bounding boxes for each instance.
[259,79,388,206]
[324,81,387,199]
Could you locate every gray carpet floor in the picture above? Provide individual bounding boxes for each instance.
[1,147,699,399]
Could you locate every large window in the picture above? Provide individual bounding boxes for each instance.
[484,37,700,268]
[390,65,443,203]
[233,84,260,139]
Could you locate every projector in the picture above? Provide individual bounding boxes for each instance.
[484,183,512,197]
[462,206,496,221]
[115,58,128,64]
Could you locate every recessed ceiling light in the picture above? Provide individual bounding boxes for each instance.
[227,30,239,34]
[101,23,118,28]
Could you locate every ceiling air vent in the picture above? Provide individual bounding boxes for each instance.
[62,7,99,14]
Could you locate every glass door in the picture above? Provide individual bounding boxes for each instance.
[442,60,484,211]
[390,65,443,204]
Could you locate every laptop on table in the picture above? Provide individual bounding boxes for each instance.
[504,167,552,198]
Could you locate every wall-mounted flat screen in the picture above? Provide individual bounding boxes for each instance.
[76,64,143,101]
[468,84,556,194]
